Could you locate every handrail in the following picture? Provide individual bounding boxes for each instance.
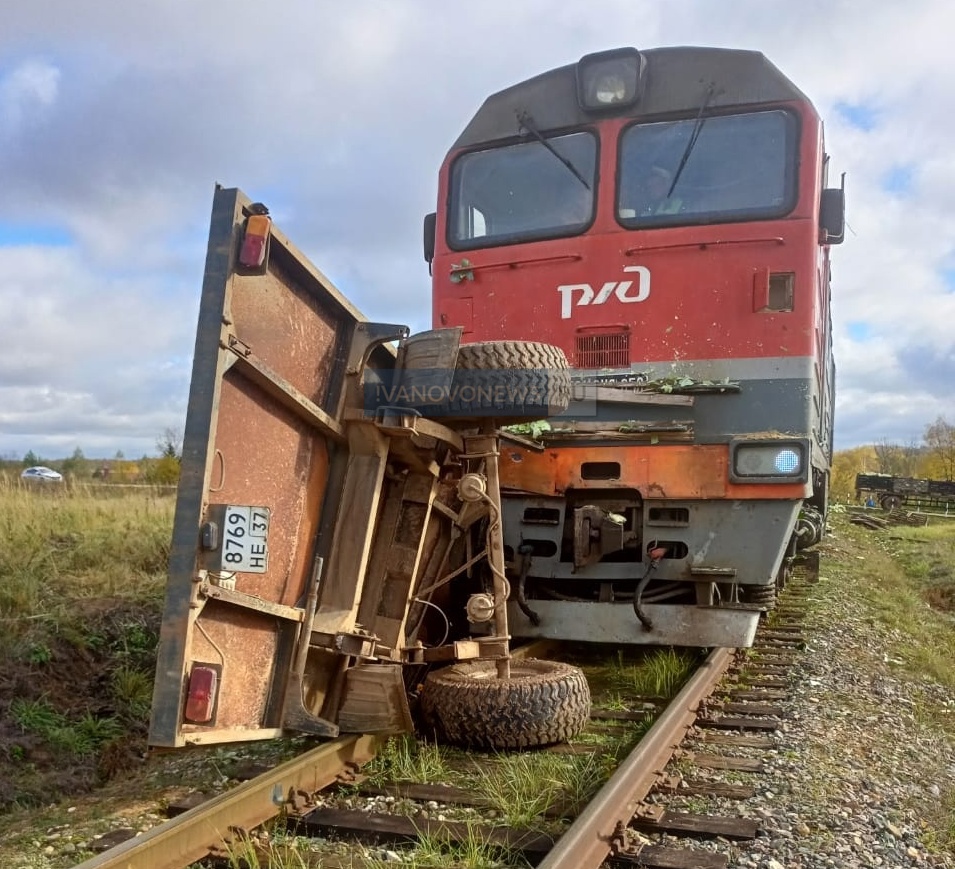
[626,236,784,255]
[450,253,583,280]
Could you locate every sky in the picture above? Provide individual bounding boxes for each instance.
[1,0,954,461]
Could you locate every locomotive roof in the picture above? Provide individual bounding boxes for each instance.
[453,46,813,149]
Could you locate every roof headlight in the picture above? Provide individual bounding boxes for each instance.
[594,72,628,105]
[577,48,644,112]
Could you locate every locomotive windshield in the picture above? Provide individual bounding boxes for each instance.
[618,110,798,226]
[448,131,597,248]
[447,109,798,249]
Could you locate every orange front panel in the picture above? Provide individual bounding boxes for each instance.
[499,443,808,500]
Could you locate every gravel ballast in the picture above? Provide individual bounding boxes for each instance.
[653,517,955,868]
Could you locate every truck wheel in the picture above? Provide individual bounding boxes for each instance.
[419,658,591,750]
[880,494,902,511]
[413,341,570,423]
[395,340,571,423]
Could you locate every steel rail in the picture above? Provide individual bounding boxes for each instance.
[73,643,559,868]
[72,734,379,869]
[538,646,735,869]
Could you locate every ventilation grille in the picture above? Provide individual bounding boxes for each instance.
[575,329,630,369]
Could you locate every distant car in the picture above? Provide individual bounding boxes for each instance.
[21,466,64,483]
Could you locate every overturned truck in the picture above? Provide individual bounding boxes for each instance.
[149,187,591,751]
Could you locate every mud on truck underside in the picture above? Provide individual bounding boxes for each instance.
[149,187,593,751]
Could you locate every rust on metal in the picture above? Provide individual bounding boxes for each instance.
[71,736,379,869]
[536,646,734,869]
[498,442,809,500]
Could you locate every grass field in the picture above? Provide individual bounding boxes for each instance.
[0,479,175,810]
[1,486,955,865]
[0,479,173,649]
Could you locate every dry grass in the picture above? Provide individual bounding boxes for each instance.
[0,479,174,655]
[0,481,175,823]
[840,516,955,691]
[822,512,955,856]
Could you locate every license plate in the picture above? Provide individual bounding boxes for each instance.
[217,505,270,573]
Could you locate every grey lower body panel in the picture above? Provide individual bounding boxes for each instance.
[504,498,801,586]
[507,600,760,647]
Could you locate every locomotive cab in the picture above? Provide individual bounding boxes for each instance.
[426,46,839,647]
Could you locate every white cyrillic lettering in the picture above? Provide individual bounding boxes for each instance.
[619,265,651,302]
[557,268,651,319]
[557,283,594,319]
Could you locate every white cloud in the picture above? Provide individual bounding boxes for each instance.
[0,58,60,132]
[1,0,954,458]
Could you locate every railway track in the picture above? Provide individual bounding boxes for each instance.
[72,555,817,869]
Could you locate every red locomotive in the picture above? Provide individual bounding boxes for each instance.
[426,46,841,646]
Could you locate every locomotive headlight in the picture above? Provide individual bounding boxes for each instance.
[773,448,800,474]
[730,440,809,484]
[577,48,645,111]
[594,73,627,105]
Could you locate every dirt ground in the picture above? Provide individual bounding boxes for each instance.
[0,599,160,812]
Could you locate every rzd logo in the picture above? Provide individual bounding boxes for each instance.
[557,265,650,320]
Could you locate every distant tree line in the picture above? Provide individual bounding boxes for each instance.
[6,428,182,486]
[831,415,955,501]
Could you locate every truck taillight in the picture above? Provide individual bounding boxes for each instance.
[239,213,271,268]
[184,664,219,724]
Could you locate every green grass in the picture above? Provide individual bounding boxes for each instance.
[471,753,567,825]
[822,513,955,856]
[924,786,955,852]
[836,519,955,692]
[884,523,955,617]
[466,745,620,828]
[365,735,455,785]
[112,665,155,720]
[219,832,311,869]
[0,482,174,813]
[607,647,697,698]
[366,824,530,869]
[10,698,123,757]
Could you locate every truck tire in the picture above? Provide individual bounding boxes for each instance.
[400,340,571,423]
[451,341,571,420]
[880,494,902,511]
[419,658,591,750]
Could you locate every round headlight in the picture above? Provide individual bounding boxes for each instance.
[774,448,800,474]
[732,441,807,481]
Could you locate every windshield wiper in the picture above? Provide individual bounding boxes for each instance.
[517,111,590,190]
[667,83,716,197]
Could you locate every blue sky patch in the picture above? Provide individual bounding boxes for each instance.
[881,164,914,195]
[847,321,873,341]
[941,266,955,292]
[833,100,877,132]
[0,223,72,247]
